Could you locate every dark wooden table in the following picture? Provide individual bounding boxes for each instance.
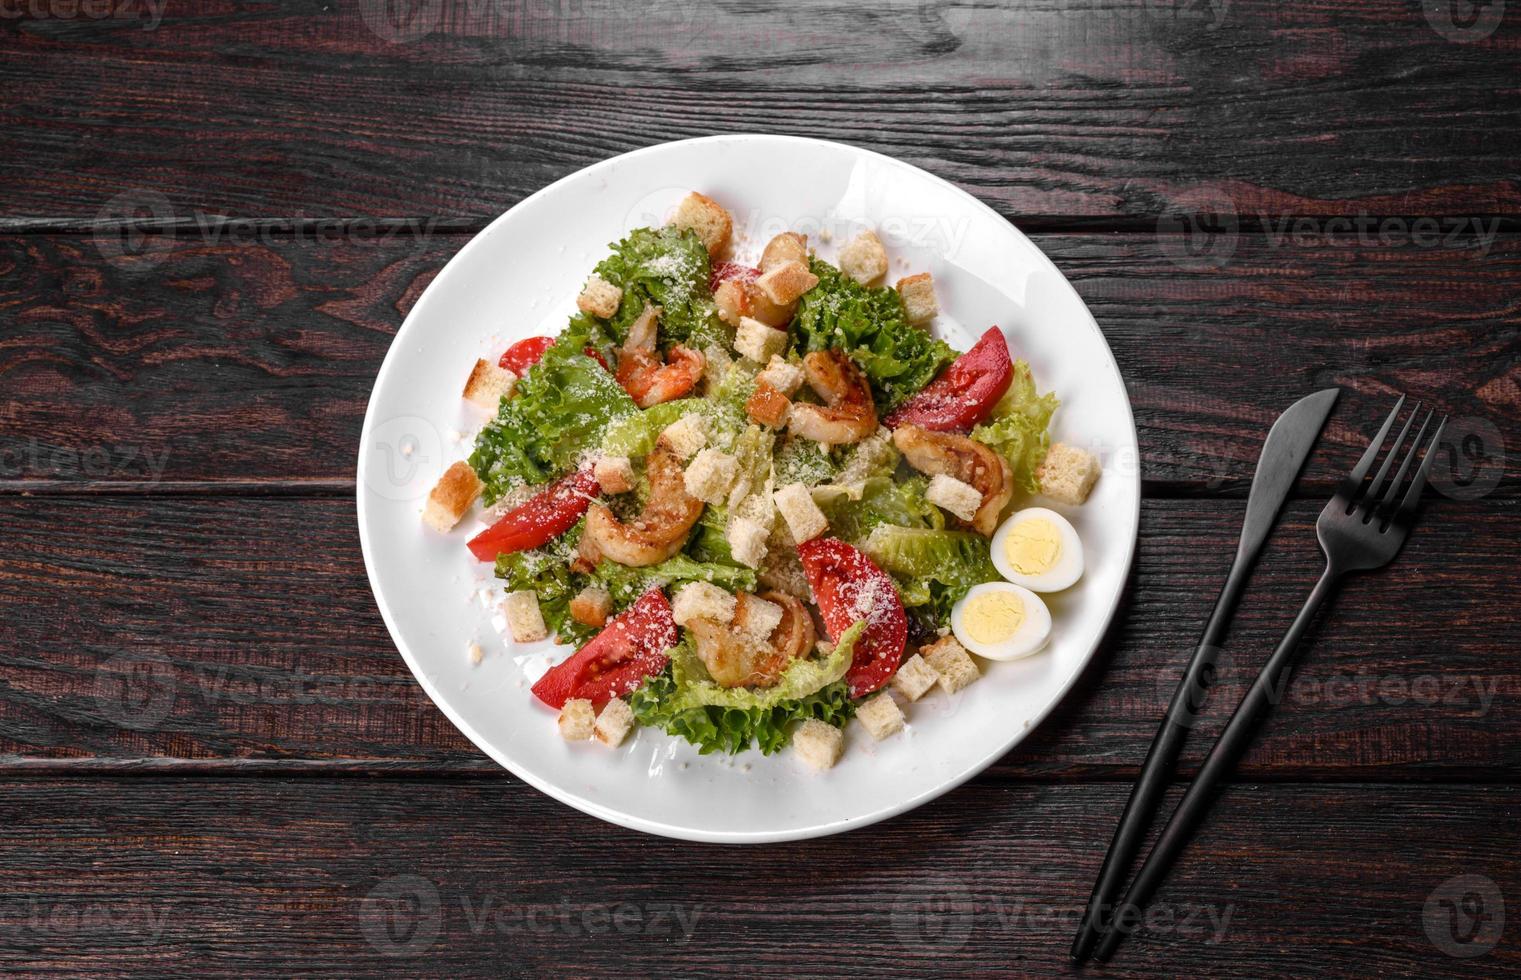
[3,1,1519,975]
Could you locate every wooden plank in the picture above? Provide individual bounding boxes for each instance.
[0,494,1514,777]
[2,232,1515,492]
[1,1,1518,223]
[0,777,1514,975]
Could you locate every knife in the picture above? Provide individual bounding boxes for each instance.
[1070,387,1339,962]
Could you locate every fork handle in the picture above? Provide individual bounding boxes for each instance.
[1092,566,1342,961]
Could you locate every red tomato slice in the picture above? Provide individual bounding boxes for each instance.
[499,336,556,374]
[883,326,1014,432]
[709,262,760,293]
[797,538,908,698]
[531,588,678,709]
[466,469,599,562]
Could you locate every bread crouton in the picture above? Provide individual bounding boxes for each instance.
[503,591,548,643]
[592,455,635,495]
[745,381,792,429]
[669,192,732,258]
[569,586,613,628]
[926,473,982,523]
[576,274,622,319]
[462,359,517,411]
[922,636,979,694]
[773,482,828,543]
[896,272,939,325]
[736,594,784,644]
[793,718,844,770]
[856,692,905,740]
[672,581,737,627]
[558,699,596,741]
[1036,443,1101,506]
[755,260,819,306]
[757,355,804,397]
[891,654,938,702]
[759,232,808,272]
[734,316,789,364]
[594,698,635,747]
[659,414,709,460]
[422,461,482,532]
[839,230,888,285]
[684,448,739,505]
[727,516,770,569]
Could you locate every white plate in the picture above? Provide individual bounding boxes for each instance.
[356,135,1139,843]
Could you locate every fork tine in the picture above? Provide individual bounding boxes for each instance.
[1393,414,1447,522]
[1376,409,1431,516]
[1364,400,1419,506]
[1337,394,1405,501]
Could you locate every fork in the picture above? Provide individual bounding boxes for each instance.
[1091,396,1446,961]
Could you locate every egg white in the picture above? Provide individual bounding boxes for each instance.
[991,507,1084,593]
[951,582,1053,662]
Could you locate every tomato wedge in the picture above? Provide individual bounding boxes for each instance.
[531,588,678,710]
[709,261,759,293]
[883,326,1014,432]
[499,336,556,374]
[797,538,908,698]
[466,469,599,562]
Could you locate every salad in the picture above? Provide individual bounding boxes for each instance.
[421,192,1103,769]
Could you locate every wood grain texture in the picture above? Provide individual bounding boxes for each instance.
[2,232,1516,492]
[1,0,1518,223]
[0,777,1514,976]
[1,494,1514,777]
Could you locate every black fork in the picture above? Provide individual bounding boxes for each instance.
[1092,396,1447,961]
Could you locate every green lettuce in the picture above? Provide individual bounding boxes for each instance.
[589,226,726,350]
[860,524,1000,620]
[593,554,756,607]
[773,436,839,487]
[629,623,865,755]
[494,520,596,645]
[791,257,956,411]
[971,359,1059,493]
[822,474,944,542]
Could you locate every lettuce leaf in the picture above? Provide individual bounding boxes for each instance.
[590,226,726,351]
[791,257,956,411]
[822,474,944,541]
[860,524,1000,620]
[593,554,756,608]
[494,520,597,645]
[970,359,1059,494]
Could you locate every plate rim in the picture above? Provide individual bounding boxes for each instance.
[356,133,1141,843]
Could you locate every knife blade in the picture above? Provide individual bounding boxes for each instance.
[1071,386,1339,962]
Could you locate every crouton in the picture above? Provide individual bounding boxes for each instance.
[734,316,789,364]
[839,230,888,285]
[891,654,938,702]
[736,594,784,643]
[684,448,739,505]
[926,473,982,523]
[462,359,517,411]
[755,260,819,306]
[422,461,482,532]
[672,581,736,627]
[745,381,792,429]
[759,231,808,272]
[503,590,548,643]
[896,272,939,325]
[467,642,485,666]
[727,516,770,569]
[793,718,844,770]
[856,692,905,740]
[569,586,613,628]
[745,283,795,328]
[659,414,709,460]
[774,482,828,543]
[669,192,732,258]
[594,698,635,747]
[1036,442,1102,506]
[593,455,635,495]
[576,274,622,319]
[757,355,804,396]
[713,279,749,327]
[922,636,979,694]
[558,699,596,741]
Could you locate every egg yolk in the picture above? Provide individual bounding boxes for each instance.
[1005,518,1062,575]
[963,590,1026,645]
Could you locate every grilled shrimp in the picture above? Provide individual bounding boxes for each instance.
[688,591,816,688]
[892,424,1014,536]
[615,303,705,409]
[786,350,879,446]
[581,438,705,567]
